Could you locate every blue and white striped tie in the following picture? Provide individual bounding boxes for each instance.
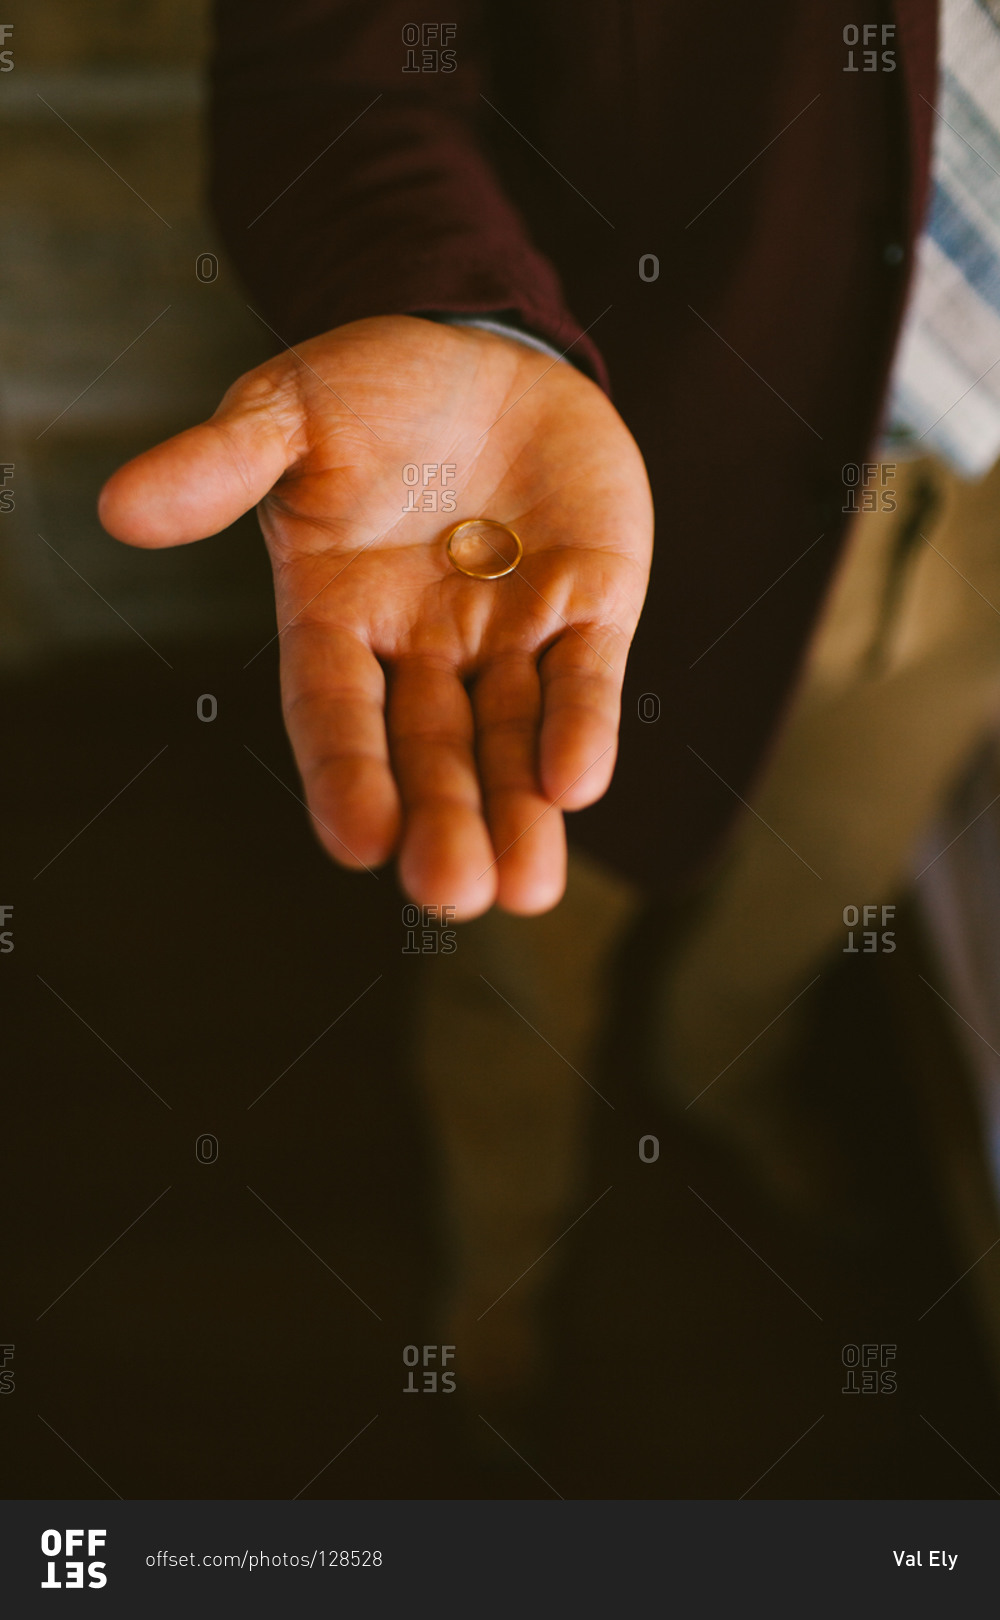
[888,0,1000,477]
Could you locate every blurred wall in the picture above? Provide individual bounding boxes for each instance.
[0,0,274,666]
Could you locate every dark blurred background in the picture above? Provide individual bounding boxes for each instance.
[4,0,1000,1502]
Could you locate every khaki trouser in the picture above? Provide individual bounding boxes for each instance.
[662,453,1000,1110]
[416,451,1000,1397]
[414,849,638,1399]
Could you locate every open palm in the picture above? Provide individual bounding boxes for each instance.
[99,315,653,916]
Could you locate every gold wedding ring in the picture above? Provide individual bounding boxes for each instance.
[445,518,523,580]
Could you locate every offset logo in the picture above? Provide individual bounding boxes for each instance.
[843,23,896,71]
[40,1529,107,1590]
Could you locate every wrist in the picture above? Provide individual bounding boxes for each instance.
[416,311,571,367]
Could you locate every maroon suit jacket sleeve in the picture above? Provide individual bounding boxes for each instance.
[209,0,606,384]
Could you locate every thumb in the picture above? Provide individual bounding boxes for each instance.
[98,368,298,548]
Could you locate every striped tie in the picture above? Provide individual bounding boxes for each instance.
[888,0,1000,476]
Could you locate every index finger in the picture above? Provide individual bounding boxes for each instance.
[279,618,402,870]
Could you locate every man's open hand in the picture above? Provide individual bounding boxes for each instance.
[99,316,653,917]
